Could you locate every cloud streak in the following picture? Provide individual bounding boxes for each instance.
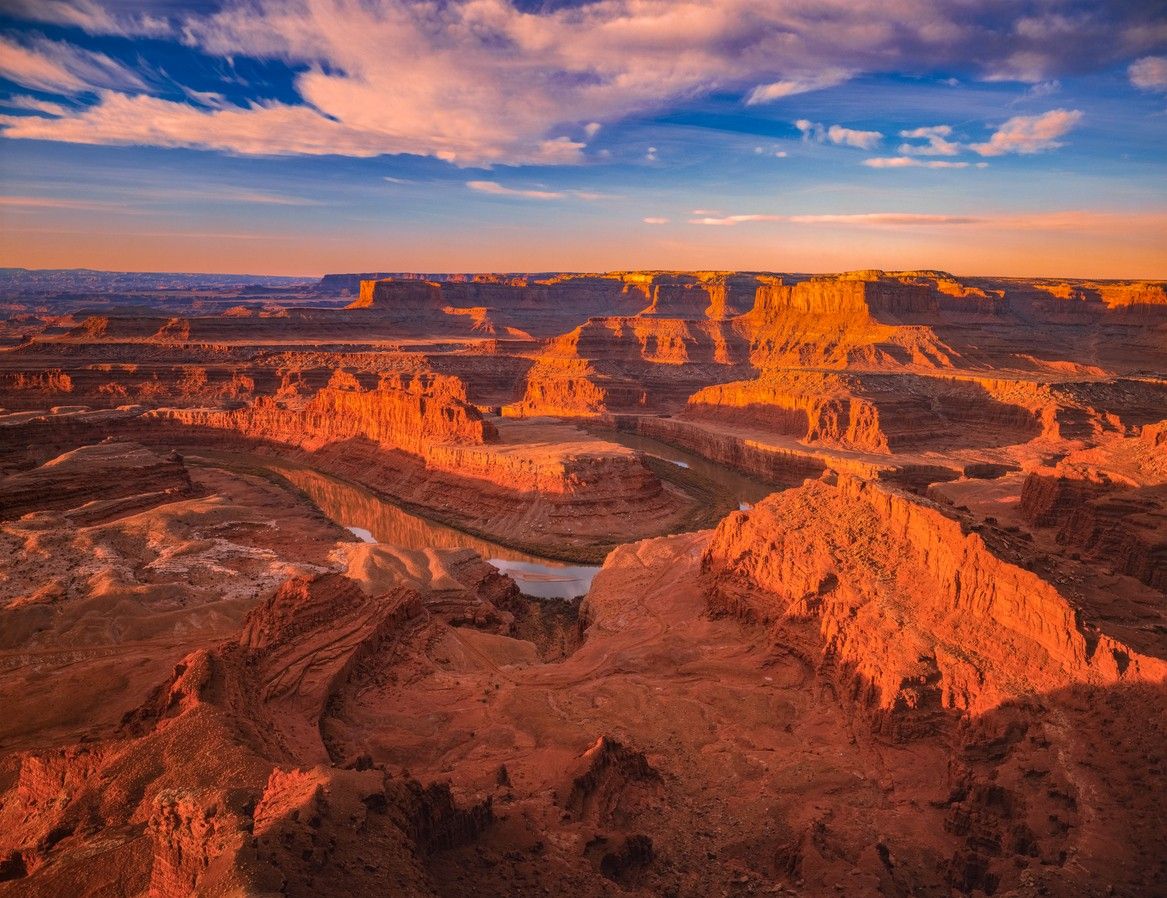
[745,69,851,104]
[689,212,978,226]
[467,180,564,200]
[0,34,145,94]
[863,157,983,169]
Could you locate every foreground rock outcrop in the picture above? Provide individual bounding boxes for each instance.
[0,572,492,897]
[703,476,1166,725]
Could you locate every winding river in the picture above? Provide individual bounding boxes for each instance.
[192,434,772,600]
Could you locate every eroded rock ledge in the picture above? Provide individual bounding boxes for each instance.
[702,475,1167,730]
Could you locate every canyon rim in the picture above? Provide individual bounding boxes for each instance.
[1,2,1166,897]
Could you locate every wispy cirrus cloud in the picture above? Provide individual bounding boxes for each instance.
[467,180,565,200]
[0,0,173,37]
[687,209,1165,234]
[0,34,145,94]
[642,216,669,224]
[863,157,984,169]
[467,180,610,201]
[745,69,851,104]
[0,195,130,210]
[690,212,978,226]
[2,95,72,116]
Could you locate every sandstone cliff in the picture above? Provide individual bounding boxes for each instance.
[702,475,1167,728]
[163,371,497,457]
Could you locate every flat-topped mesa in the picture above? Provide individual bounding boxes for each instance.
[544,317,748,366]
[349,279,445,310]
[683,370,1041,453]
[0,369,74,409]
[743,278,966,371]
[0,442,195,520]
[350,272,761,327]
[750,275,938,318]
[164,369,496,457]
[702,475,1167,735]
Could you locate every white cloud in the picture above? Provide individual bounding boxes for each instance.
[0,34,145,94]
[467,180,564,200]
[970,108,1083,156]
[0,195,130,211]
[796,119,882,150]
[465,180,609,201]
[584,121,602,139]
[745,69,850,104]
[645,146,658,162]
[1129,57,1167,92]
[898,124,959,156]
[642,216,669,224]
[863,156,970,169]
[690,212,978,226]
[1023,80,1061,99]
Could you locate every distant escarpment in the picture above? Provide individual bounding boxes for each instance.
[702,475,1167,734]
[352,272,758,328]
[509,317,751,417]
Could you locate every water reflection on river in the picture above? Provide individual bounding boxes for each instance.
[590,427,774,507]
[265,460,600,599]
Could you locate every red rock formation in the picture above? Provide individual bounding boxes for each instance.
[1021,473,1167,590]
[511,316,751,416]
[684,370,1041,453]
[0,442,194,520]
[0,572,491,897]
[163,371,497,457]
[703,475,1167,727]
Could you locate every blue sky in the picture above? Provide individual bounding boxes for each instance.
[1,0,1165,277]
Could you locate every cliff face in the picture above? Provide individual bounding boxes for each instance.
[702,476,1167,729]
[1021,474,1167,591]
[511,317,751,417]
[165,371,497,457]
[683,371,1041,453]
[739,273,1167,374]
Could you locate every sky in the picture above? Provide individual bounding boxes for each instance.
[0,0,1165,278]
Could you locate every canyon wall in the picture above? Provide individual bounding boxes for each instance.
[702,475,1167,730]
[163,371,497,457]
[683,370,1042,453]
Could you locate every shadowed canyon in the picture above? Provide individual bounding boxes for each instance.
[1,268,1165,898]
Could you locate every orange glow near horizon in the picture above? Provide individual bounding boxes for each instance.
[4,208,1166,280]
